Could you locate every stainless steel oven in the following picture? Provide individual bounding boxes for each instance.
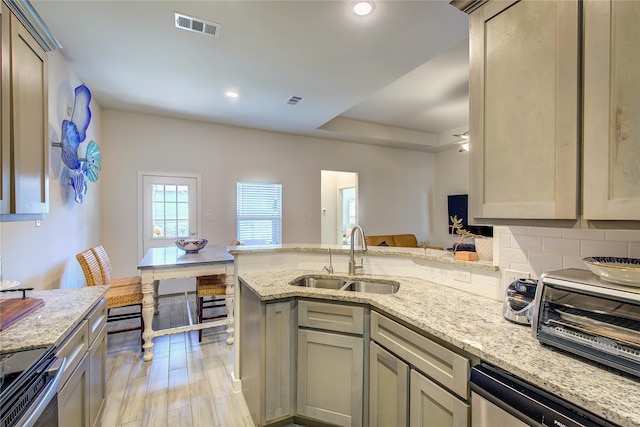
[0,347,65,427]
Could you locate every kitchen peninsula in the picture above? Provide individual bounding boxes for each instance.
[230,245,639,427]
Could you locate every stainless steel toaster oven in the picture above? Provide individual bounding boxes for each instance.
[532,268,640,378]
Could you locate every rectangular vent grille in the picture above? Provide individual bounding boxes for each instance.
[287,96,303,106]
[175,13,220,37]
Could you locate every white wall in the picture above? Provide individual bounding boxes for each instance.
[101,110,437,277]
[433,147,469,249]
[0,51,102,290]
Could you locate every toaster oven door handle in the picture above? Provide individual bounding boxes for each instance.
[16,357,66,427]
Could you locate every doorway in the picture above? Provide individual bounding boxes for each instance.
[321,171,358,245]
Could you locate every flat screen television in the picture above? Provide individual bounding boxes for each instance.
[447,194,493,238]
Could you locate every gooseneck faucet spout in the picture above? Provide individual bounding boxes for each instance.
[349,225,367,275]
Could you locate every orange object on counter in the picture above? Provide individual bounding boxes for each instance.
[455,251,479,261]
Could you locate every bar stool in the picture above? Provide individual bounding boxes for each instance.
[196,273,228,342]
[76,246,144,348]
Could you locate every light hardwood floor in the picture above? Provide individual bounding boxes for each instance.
[101,293,254,427]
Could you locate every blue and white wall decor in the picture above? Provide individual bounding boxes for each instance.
[52,84,102,203]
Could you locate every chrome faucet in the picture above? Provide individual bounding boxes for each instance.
[349,225,368,275]
[322,248,334,274]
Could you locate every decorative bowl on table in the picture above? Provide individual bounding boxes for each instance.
[582,257,640,287]
[175,238,208,254]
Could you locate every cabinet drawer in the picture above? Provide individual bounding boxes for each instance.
[57,319,89,388]
[298,300,364,334]
[371,311,469,399]
[87,298,107,347]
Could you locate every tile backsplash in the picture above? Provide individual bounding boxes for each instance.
[497,226,640,280]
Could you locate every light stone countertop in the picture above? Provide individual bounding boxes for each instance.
[0,286,108,353]
[228,244,499,272]
[239,269,639,427]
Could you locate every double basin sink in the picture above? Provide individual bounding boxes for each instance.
[290,276,399,294]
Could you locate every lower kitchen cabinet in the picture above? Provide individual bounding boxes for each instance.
[239,280,295,426]
[265,301,293,421]
[297,328,364,427]
[88,325,107,427]
[56,298,107,427]
[58,353,89,427]
[369,342,409,427]
[370,311,470,427]
[409,370,469,427]
[296,299,365,427]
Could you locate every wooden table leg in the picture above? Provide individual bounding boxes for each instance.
[141,281,155,361]
[225,276,234,344]
[153,280,160,315]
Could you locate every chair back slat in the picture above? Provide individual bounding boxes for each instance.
[76,249,106,286]
[92,245,114,283]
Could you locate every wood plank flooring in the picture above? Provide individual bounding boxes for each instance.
[101,293,254,427]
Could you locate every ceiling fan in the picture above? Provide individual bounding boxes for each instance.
[452,131,470,152]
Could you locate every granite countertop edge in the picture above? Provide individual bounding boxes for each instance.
[227,244,498,272]
[239,269,639,427]
[0,286,109,353]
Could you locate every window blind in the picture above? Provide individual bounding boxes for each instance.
[236,181,282,245]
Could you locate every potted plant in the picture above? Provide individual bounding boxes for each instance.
[419,240,431,255]
[450,215,479,261]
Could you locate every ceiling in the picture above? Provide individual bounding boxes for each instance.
[31,0,470,152]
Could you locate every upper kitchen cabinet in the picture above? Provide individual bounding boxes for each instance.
[583,0,640,221]
[1,2,54,218]
[465,0,580,221]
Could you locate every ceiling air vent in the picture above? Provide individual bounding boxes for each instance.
[287,96,303,106]
[175,13,220,38]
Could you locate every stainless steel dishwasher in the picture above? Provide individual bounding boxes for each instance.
[470,364,617,427]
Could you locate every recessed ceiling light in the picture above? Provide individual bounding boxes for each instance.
[352,1,374,16]
[224,90,239,99]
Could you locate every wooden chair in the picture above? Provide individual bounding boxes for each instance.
[76,246,144,347]
[195,273,230,342]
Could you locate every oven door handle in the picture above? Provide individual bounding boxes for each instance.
[17,357,66,427]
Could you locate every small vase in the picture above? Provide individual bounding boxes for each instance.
[474,237,493,261]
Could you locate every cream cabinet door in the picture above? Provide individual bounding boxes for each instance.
[7,10,48,214]
[409,370,469,427]
[583,0,640,220]
[297,329,364,427]
[265,301,294,422]
[468,0,579,220]
[88,325,107,427]
[369,342,409,427]
[58,354,90,427]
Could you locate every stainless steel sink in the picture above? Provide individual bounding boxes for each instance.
[341,280,400,294]
[290,276,399,294]
[290,277,347,290]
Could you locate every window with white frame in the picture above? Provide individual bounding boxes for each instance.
[236,181,282,245]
